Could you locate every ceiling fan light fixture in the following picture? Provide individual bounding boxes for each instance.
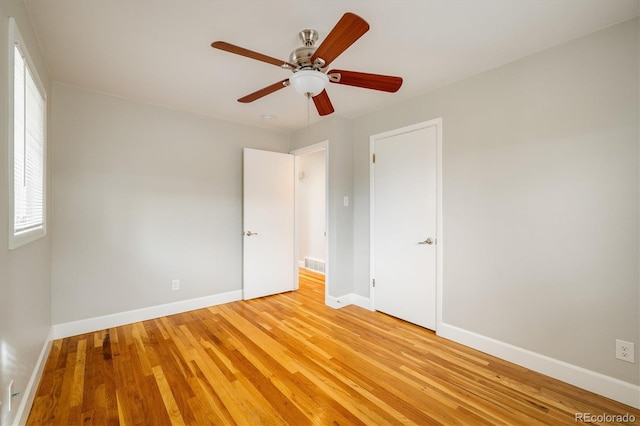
[289,70,329,97]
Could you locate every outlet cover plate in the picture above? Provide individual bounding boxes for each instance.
[171,279,180,291]
[616,339,635,363]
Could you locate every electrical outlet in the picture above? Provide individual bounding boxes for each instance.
[171,279,180,291]
[616,339,635,363]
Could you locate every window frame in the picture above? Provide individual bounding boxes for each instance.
[8,17,47,249]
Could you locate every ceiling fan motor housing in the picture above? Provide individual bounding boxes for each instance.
[290,29,323,69]
[289,46,315,69]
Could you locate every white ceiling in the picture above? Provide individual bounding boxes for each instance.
[24,0,639,133]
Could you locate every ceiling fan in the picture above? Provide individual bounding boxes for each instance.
[211,12,403,116]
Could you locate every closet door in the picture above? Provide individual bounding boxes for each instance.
[372,124,437,330]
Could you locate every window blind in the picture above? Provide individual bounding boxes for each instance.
[13,43,45,234]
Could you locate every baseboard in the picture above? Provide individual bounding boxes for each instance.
[438,322,640,409]
[325,293,372,310]
[349,294,372,310]
[15,327,54,426]
[52,290,243,339]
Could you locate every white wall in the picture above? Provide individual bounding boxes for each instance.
[296,150,326,264]
[50,84,289,324]
[352,18,639,387]
[0,3,53,425]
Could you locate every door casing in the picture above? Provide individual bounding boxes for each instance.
[291,141,330,302]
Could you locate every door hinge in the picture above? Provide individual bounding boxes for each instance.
[372,153,376,164]
[372,278,376,287]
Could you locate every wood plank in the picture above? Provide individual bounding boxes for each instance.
[151,365,186,425]
[28,269,640,425]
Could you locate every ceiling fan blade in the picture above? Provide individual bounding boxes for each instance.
[238,78,290,103]
[212,41,296,69]
[311,13,369,68]
[328,70,403,92]
[312,90,334,116]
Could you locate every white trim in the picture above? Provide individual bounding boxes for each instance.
[15,328,54,426]
[435,120,444,331]
[290,142,327,156]
[369,118,443,328]
[349,294,372,310]
[52,290,242,339]
[325,294,372,310]
[438,322,640,409]
[290,141,330,304]
[8,17,48,250]
[369,137,374,311]
[325,295,347,309]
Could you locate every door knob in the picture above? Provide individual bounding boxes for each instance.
[418,238,433,245]
[246,231,258,236]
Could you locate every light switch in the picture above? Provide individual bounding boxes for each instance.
[343,196,349,206]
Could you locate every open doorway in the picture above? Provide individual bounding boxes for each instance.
[292,142,328,301]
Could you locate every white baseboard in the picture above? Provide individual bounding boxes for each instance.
[15,328,54,426]
[325,294,372,310]
[349,294,372,310]
[52,290,242,340]
[438,322,640,409]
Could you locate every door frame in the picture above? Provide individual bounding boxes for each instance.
[369,118,443,330]
[290,141,330,301]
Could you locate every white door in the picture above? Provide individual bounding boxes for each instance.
[372,124,438,329]
[243,148,295,300]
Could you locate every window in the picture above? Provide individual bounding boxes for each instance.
[8,18,47,249]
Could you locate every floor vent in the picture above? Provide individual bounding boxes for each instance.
[304,257,326,274]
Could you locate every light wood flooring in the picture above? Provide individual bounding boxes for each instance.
[28,269,639,425]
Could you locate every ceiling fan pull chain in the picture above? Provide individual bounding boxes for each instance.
[306,94,311,131]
